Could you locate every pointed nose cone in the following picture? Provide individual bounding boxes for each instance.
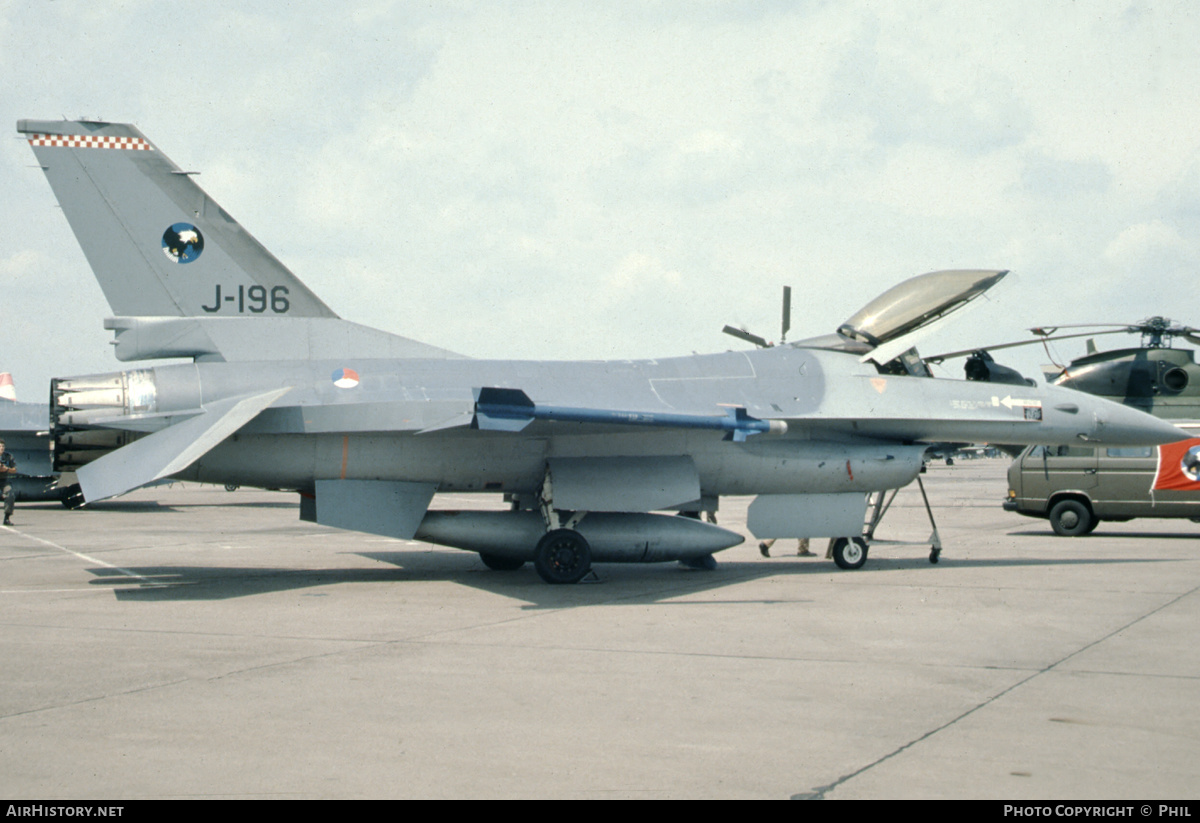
[1090,399,1190,446]
[1041,384,1190,446]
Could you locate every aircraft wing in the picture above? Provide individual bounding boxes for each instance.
[0,400,54,480]
[0,400,48,433]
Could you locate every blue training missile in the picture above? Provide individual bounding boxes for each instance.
[472,387,787,442]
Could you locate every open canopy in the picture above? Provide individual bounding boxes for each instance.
[837,269,1009,348]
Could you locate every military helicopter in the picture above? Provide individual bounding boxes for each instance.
[1037,318,1200,419]
[929,317,1200,419]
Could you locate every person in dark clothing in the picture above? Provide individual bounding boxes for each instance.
[0,438,16,526]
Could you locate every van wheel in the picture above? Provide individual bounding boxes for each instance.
[1049,499,1094,537]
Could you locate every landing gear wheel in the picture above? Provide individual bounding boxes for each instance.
[1049,499,1094,537]
[929,548,940,564]
[831,536,868,570]
[534,529,592,584]
[59,485,84,510]
[480,553,525,571]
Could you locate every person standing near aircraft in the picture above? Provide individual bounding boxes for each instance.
[758,538,816,557]
[0,438,16,525]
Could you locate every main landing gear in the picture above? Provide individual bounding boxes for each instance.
[533,529,593,584]
[530,469,594,584]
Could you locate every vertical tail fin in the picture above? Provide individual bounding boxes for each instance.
[18,119,336,320]
[0,373,15,402]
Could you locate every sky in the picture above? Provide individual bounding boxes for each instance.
[2,0,1199,397]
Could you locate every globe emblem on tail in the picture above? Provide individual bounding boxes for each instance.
[1183,445,1200,482]
[162,223,204,264]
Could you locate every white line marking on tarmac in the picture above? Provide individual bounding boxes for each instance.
[1,524,159,585]
[0,589,112,594]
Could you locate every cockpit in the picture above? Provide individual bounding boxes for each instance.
[791,269,1010,378]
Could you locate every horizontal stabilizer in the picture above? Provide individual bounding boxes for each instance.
[76,387,290,502]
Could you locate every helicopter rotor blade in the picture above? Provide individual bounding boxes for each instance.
[780,286,791,344]
[1028,324,1147,338]
[921,328,1128,364]
[722,325,770,348]
[925,329,1130,363]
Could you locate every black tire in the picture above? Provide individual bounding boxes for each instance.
[831,536,868,570]
[479,553,525,571]
[533,529,592,584]
[59,485,85,509]
[1049,499,1094,537]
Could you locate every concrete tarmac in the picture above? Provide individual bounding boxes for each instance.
[1,460,1197,799]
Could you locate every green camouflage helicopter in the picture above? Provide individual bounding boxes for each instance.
[931,317,1200,420]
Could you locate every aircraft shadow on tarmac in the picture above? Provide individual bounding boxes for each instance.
[84,549,1179,606]
[19,500,176,513]
[89,563,434,602]
[19,499,296,513]
[133,500,298,511]
[88,554,821,605]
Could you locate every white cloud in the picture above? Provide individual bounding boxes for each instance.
[0,249,47,280]
[3,0,1200,388]
[1104,220,1192,267]
[603,253,685,302]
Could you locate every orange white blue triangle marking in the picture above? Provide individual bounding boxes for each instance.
[332,368,360,389]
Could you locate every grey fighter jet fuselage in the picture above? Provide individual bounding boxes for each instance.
[0,397,59,504]
[19,118,1187,582]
